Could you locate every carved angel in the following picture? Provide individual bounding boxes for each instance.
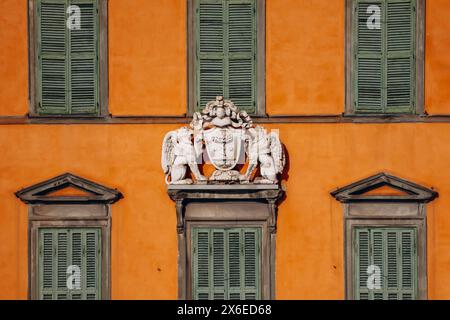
[161,127,207,184]
[241,126,285,184]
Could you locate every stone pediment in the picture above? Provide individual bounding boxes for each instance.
[331,172,438,203]
[15,173,123,204]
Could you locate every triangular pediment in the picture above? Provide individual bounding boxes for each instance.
[15,173,123,204]
[331,173,438,203]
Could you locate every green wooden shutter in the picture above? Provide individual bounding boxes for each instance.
[37,0,69,114]
[37,0,99,115]
[354,227,417,300]
[38,228,102,300]
[354,0,415,114]
[192,227,261,300]
[196,0,256,113]
[386,0,415,113]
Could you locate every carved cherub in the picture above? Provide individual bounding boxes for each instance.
[161,127,207,184]
[192,96,253,130]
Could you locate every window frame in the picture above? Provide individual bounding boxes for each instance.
[15,173,123,300]
[345,0,425,116]
[28,0,109,118]
[168,185,283,300]
[331,172,438,300]
[346,216,426,300]
[30,215,110,300]
[187,0,266,116]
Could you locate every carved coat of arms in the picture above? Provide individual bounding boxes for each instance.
[161,96,285,184]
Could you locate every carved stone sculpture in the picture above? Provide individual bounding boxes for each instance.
[161,96,285,184]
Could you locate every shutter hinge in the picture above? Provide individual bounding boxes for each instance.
[53,246,57,257]
[83,246,86,256]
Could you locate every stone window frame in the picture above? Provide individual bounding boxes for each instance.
[187,0,266,116]
[168,184,284,300]
[331,172,439,300]
[28,0,109,118]
[345,0,426,115]
[15,173,123,300]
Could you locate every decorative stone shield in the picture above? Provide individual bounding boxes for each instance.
[203,127,243,171]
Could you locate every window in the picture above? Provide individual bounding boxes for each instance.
[15,173,123,300]
[331,172,438,300]
[346,0,424,114]
[38,228,102,300]
[188,0,265,115]
[192,227,261,300]
[168,185,283,300]
[354,227,417,300]
[29,0,108,116]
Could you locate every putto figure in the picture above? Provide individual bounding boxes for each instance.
[161,96,285,184]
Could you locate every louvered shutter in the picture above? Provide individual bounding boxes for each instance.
[192,228,260,300]
[38,228,102,300]
[386,0,415,112]
[355,0,383,113]
[196,0,256,113]
[69,0,99,114]
[242,229,259,300]
[354,0,415,113]
[193,230,211,300]
[37,0,69,114]
[354,227,417,300]
[37,0,99,115]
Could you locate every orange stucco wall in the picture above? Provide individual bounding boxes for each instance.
[0,0,450,300]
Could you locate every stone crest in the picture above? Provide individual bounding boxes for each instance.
[162,96,285,184]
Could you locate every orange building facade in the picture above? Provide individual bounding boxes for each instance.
[1,0,450,300]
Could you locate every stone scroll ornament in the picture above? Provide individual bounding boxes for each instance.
[161,96,285,184]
